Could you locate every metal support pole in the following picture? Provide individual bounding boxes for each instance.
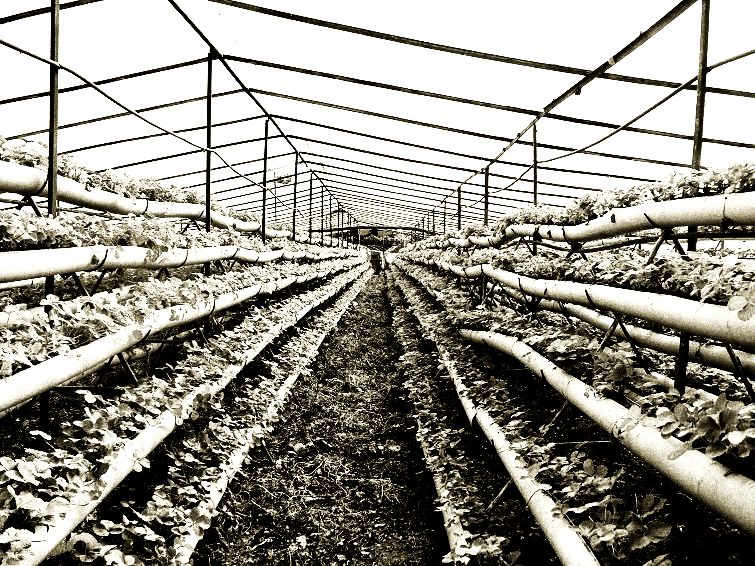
[688,0,710,252]
[203,51,213,276]
[443,200,446,234]
[533,124,538,207]
[261,117,269,241]
[292,155,298,239]
[457,184,462,231]
[308,172,313,242]
[45,0,60,297]
[329,195,333,246]
[432,209,436,234]
[320,186,324,246]
[483,166,489,226]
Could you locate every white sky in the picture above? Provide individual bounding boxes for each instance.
[1,0,754,229]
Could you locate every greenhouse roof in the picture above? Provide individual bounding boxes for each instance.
[1,0,754,231]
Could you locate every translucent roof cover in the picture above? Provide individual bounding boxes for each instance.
[1,0,753,230]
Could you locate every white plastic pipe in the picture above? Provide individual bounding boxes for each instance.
[409,191,755,249]
[7,264,370,566]
[0,245,357,284]
[396,278,599,566]
[170,270,371,563]
[0,161,291,238]
[461,329,755,537]
[0,264,356,413]
[417,257,755,349]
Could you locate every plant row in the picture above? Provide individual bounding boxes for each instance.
[0,257,364,414]
[392,262,755,563]
[388,278,527,564]
[416,162,755,249]
[0,160,290,239]
[0,263,370,565]
[402,258,755,459]
[405,245,755,308]
[0,241,358,286]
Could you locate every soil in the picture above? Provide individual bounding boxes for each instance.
[194,273,448,565]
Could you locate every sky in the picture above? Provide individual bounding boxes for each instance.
[0,0,754,230]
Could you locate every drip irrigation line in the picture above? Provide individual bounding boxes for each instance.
[261,91,692,169]
[313,160,597,198]
[7,89,246,140]
[156,151,295,182]
[229,54,748,149]
[306,191,444,219]
[277,115,629,193]
[291,135,690,178]
[436,1,700,224]
[0,58,206,106]
[0,36,260,189]
[60,115,266,155]
[98,135,283,172]
[321,178,517,215]
[539,46,755,165]
[275,115,497,166]
[262,90,662,178]
[0,0,104,25]
[164,0,346,221]
[210,1,755,100]
[316,168,572,207]
[184,164,309,191]
[305,151,653,187]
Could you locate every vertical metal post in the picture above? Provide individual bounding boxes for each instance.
[443,200,446,234]
[292,155,298,240]
[432,209,436,234]
[483,166,489,226]
[688,0,710,252]
[308,172,313,242]
[456,185,462,231]
[261,118,269,241]
[533,124,539,207]
[329,195,333,246]
[203,51,213,276]
[45,0,60,297]
[339,209,343,248]
[320,186,324,246]
[205,52,213,234]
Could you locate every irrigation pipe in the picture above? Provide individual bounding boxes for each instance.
[460,329,755,537]
[0,244,356,285]
[0,262,360,414]
[12,264,369,566]
[411,258,755,379]
[0,161,291,238]
[389,287,470,562]
[394,274,599,566]
[410,257,755,350]
[413,190,755,250]
[171,269,371,562]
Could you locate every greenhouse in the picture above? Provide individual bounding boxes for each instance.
[1,1,755,564]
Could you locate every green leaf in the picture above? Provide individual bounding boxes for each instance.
[727,295,748,311]
[727,430,746,446]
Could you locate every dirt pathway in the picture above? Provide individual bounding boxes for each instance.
[194,273,446,565]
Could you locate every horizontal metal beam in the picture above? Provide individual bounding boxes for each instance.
[212,1,755,100]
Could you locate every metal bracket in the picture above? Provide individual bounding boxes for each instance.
[724,343,755,403]
[646,227,690,264]
[566,242,588,260]
[673,332,690,394]
[17,195,44,217]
